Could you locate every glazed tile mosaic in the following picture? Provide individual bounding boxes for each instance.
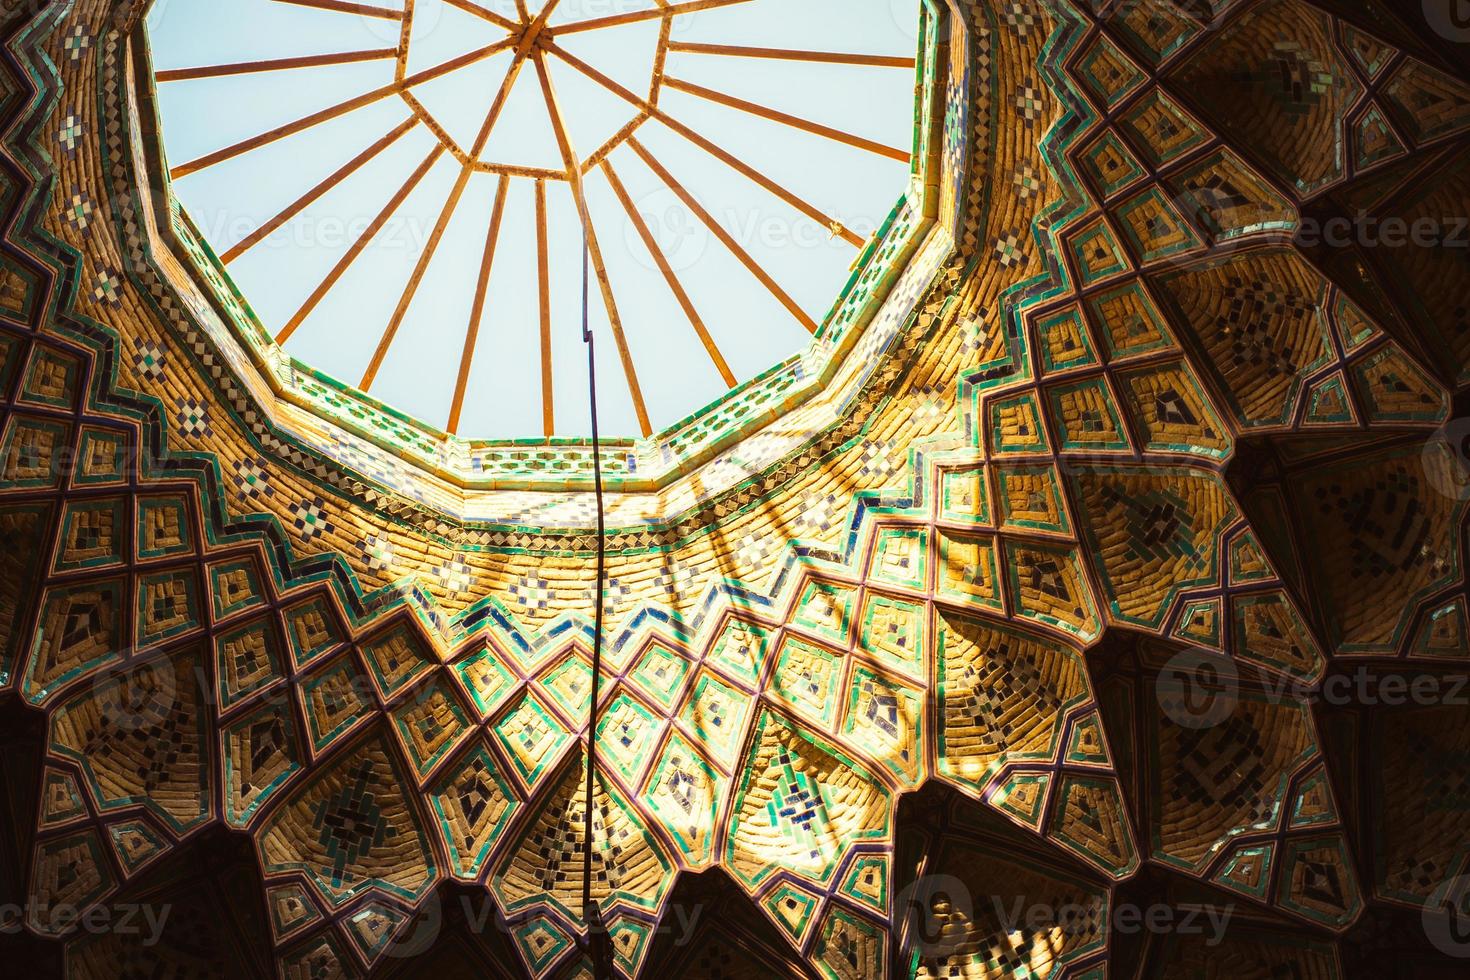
[1,0,1469,978]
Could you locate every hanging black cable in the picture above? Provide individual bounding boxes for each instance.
[580,234,613,980]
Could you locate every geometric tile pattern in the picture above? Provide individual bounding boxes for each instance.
[1,0,1468,977]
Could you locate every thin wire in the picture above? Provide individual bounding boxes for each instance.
[581,231,611,979]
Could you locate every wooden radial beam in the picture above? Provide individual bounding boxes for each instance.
[164,0,917,434]
[358,162,471,392]
[551,0,753,36]
[649,10,674,103]
[170,36,518,179]
[665,42,916,69]
[441,0,520,32]
[394,0,414,83]
[536,179,554,436]
[222,116,419,265]
[627,136,817,334]
[277,144,444,345]
[360,9,554,391]
[533,50,652,437]
[155,48,398,83]
[662,76,910,163]
[540,37,866,248]
[600,157,737,387]
[448,174,511,435]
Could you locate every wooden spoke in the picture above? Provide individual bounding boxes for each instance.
[361,34,546,391]
[223,116,418,265]
[172,83,399,179]
[170,36,517,179]
[536,179,554,436]
[601,158,736,387]
[650,13,673,103]
[542,38,865,247]
[155,48,398,83]
[667,41,915,69]
[628,136,817,334]
[664,75,910,163]
[442,0,520,32]
[449,174,511,435]
[534,51,652,437]
[469,13,546,156]
[360,163,470,391]
[551,0,753,36]
[277,145,444,345]
[162,0,915,434]
[394,0,414,83]
[580,112,650,176]
[272,0,402,19]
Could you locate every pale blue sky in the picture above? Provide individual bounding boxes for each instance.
[147,0,920,438]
